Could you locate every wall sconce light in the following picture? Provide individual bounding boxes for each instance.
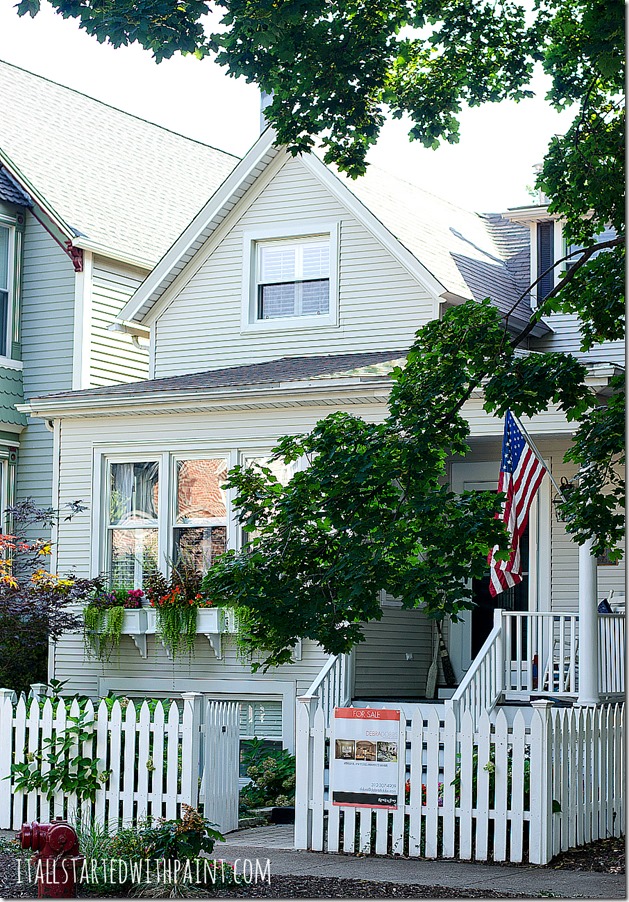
[552,476,576,521]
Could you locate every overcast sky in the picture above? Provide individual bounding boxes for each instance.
[0,0,574,213]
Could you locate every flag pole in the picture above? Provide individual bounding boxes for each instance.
[509,410,567,500]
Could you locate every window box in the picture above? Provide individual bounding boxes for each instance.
[143,605,235,659]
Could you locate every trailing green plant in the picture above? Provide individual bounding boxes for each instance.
[10,710,110,812]
[83,587,144,661]
[145,566,210,659]
[240,740,296,809]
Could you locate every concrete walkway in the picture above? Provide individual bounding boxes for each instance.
[222,825,626,898]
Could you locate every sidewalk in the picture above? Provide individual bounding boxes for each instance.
[222,825,626,899]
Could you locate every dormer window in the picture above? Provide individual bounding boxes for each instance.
[242,222,339,331]
[536,221,555,304]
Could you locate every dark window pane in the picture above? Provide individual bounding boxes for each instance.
[537,221,555,303]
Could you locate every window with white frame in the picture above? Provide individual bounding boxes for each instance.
[104,455,230,588]
[173,457,229,571]
[107,461,160,588]
[0,224,12,356]
[256,237,330,320]
[243,224,339,330]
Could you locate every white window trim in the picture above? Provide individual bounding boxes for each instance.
[241,220,340,332]
[93,447,236,582]
[171,451,234,568]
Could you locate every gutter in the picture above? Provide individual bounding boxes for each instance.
[19,359,618,422]
[19,377,393,419]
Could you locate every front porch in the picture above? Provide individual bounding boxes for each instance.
[294,607,625,863]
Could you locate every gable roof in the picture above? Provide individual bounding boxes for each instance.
[0,60,238,266]
[341,167,536,330]
[117,128,545,334]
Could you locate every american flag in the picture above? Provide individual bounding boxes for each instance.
[489,411,547,598]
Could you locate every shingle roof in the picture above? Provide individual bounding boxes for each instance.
[340,166,539,331]
[0,366,27,426]
[0,166,31,207]
[0,60,238,264]
[36,351,406,402]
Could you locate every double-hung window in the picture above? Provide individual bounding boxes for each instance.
[257,237,330,320]
[173,458,229,571]
[243,223,339,330]
[103,455,230,588]
[107,462,160,589]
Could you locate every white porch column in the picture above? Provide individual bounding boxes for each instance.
[577,536,600,706]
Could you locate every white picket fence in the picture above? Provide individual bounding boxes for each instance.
[295,699,624,864]
[0,691,240,834]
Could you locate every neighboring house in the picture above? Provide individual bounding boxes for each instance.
[0,59,237,533]
[23,126,624,758]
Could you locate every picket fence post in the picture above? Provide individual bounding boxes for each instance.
[0,691,14,828]
[529,699,554,864]
[181,692,202,812]
[294,698,314,850]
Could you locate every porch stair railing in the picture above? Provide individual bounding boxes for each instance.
[447,609,503,729]
[297,652,353,727]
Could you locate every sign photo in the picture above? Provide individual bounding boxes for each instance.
[330,708,402,809]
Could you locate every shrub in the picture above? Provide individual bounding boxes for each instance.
[0,499,102,694]
[240,739,296,809]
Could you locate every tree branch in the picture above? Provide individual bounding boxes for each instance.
[506,236,623,349]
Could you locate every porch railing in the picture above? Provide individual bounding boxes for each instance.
[297,652,353,727]
[502,611,580,698]
[450,609,624,729]
[599,614,625,696]
[448,610,503,728]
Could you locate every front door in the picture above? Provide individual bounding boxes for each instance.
[470,524,529,658]
[449,461,545,682]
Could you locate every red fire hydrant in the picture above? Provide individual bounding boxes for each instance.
[20,819,84,898]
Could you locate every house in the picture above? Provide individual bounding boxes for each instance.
[22,123,624,768]
[0,59,237,533]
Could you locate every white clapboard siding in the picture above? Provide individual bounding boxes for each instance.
[295,697,624,864]
[154,156,435,377]
[0,694,239,832]
[90,258,149,386]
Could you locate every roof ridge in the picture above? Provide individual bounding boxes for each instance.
[0,58,240,161]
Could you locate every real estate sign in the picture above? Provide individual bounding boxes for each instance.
[330,708,401,809]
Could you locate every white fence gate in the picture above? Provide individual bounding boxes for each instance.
[0,690,240,834]
[295,699,624,864]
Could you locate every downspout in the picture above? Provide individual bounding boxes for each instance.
[45,417,62,682]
